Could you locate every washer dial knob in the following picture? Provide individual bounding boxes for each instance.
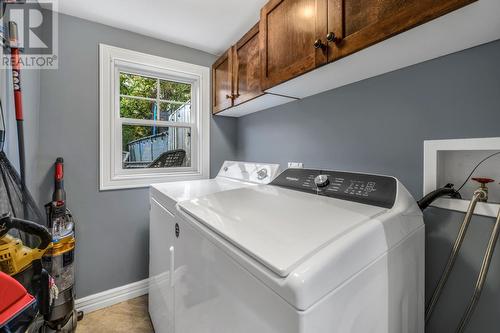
[314,174,330,188]
[257,168,268,180]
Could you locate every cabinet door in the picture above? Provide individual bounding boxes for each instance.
[327,0,476,61]
[212,49,234,114]
[260,0,328,90]
[149,198,175,333]
[233,24,263,106]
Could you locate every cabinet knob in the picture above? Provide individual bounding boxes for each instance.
[313,39,325,49]
[326,32,341,43]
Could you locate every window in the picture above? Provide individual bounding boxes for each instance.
[119,73,193,169]
[99,44,210,190]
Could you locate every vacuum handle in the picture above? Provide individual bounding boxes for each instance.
[5,215,52,249]
[53,157,66,203]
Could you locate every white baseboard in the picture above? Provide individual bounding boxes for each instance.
[75,278,149,314]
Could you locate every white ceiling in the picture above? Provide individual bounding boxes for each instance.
[52,0,268,55]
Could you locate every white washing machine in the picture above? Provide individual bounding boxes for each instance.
[172,168,425,333]
[149,161,280,333]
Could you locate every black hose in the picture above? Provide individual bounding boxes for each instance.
[418,183,461,211]
[0,213,52,249]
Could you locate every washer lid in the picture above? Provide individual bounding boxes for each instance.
[151,178,253,213]
[178,185,387,277]
[150,161,280,213]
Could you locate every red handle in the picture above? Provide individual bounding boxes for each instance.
[9,21,23,122]
[472,177,495,185]
[55,162,63,182]
[11,49,23,121]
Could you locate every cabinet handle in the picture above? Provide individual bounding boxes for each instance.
[326,32,341,44]
[225,94,233,99]
[313,39,326,49]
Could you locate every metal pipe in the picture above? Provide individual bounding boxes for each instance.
[456,208,500,333]
[425,188,487,323]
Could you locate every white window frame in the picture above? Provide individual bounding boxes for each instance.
[99,44,210,190]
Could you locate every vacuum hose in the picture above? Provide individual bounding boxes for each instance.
[425,187,487,323]
[0,213,52,249]
[456,208,500,333]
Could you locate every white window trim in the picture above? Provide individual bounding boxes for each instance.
[99,44,210,190]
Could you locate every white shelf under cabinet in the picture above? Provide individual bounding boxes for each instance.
[216,93,297,117]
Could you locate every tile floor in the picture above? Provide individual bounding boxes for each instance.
[76,296,154,333]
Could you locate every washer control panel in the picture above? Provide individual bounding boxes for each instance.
[270,168,397,208]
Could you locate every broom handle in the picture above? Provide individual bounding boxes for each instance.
[9,22,26,187]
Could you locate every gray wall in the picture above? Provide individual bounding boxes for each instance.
[235,40,500,332]
[36,13,236,298]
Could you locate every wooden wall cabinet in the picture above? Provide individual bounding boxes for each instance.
[233,24,264,107]
[212,0,493,116]
[213,24,296,115]
[260,0,328,91]
[259,0,477,89]
[327,0,477,62]
[212,24,264,114]
[212,49,233,114]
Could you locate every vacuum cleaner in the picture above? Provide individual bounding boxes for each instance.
[43,158,82,332]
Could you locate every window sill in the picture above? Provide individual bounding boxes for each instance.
[100,170,209,191]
